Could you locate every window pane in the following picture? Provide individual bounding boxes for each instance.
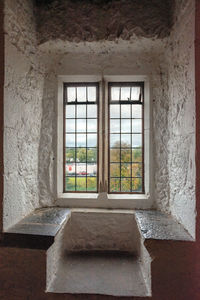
[110,163,120,177]
[110,119,120,133]
[65,105,75,118]
[66,163,75,176]
[132,134,142,147]
[131,87,141,101]
[110,148,120,162]
[121,119,131,133]
[121,134,131,148]
[132,163,142,177]
[65,119,75,132]
[87,148,97,162]
[76,163,86,176]
[87,163,97,176]
[121,149,131,162]
[65,177,75,191]
[66,148,75,163]
[87,119,97,132]
[77,87,86,102]
[87,134,97,147]
[87,104,97,118]
[121,104,131,118]
[110,104,120,118]
[121,87,130,100]
[77,148,86,162]
[121,178,131,192]
[77,177,86,191]
[87,177,97,191]
[65,134,75,147]
[88,87,96,102]
[121,163,131,177]
[132,119,142,133]
[110,134,120,147]
[132,105,142,118]
[77,134,86,147]
[77,105,86,118]
[132,148,142,162]
[77,119,86,132]
[111,87,120,101]
[132,178,142,192]
[67,87,76,102]
[110,178,120,192]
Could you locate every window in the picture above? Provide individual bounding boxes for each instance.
[108,82,144,193]
[57,76,151,208]
[64,83,99,192]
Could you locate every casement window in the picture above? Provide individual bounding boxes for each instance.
[57,76,151,207]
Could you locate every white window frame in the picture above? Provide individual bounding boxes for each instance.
[56,75,152,209]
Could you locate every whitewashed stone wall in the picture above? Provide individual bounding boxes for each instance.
[3,0,45,229]
[166,0,196,237]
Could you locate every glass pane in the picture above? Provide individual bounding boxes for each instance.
[66,163,75,176]
[77,105,86,118]
[132,163,142,177]
[111,87,120,101]
[87,134,97,147]
[121,104,131,118]
[132,148,142,162]
[77,177,86,191]
[121,149,131,162]
[121,119,131,133]
[65,119,75,132]
[77,87,86,102]
[87,163,97,176]
[65,105,75,118]
[77,119,86,132]
[77,148,86,162]
[110,178,120,192]
[110,163,120,177]
[87,148,97,162]
[66,148,75,163]
[65,177,75,191]
[110,134,120,147]
[76,163,86,176]
[132,178,142,192]
[121,178,131,192]
[132,105,142,118]
[77,134,86,147]
[132,119,142,133]
[88,87,96,102]
[87,177,97,191]
[121,163,131,177]
[110,104,120,118]
[121,134,131,148]
[121,87,130,100]
[67,87,76,102]
[87,104,97,118]
[132,134,142,147]
[110,148,120,162]
[65,134,75,147]
[131,87,141,101]
[87,119,97,132]
[110,119,120,133]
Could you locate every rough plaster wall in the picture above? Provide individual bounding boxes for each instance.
[3,0,45,229]
[34,0,174,43]
[166,0,196,237]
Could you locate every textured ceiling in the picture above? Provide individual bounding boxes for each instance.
[34,0,175,44]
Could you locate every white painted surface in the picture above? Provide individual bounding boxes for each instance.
[47,209,151,296]
[3,0,45,230]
